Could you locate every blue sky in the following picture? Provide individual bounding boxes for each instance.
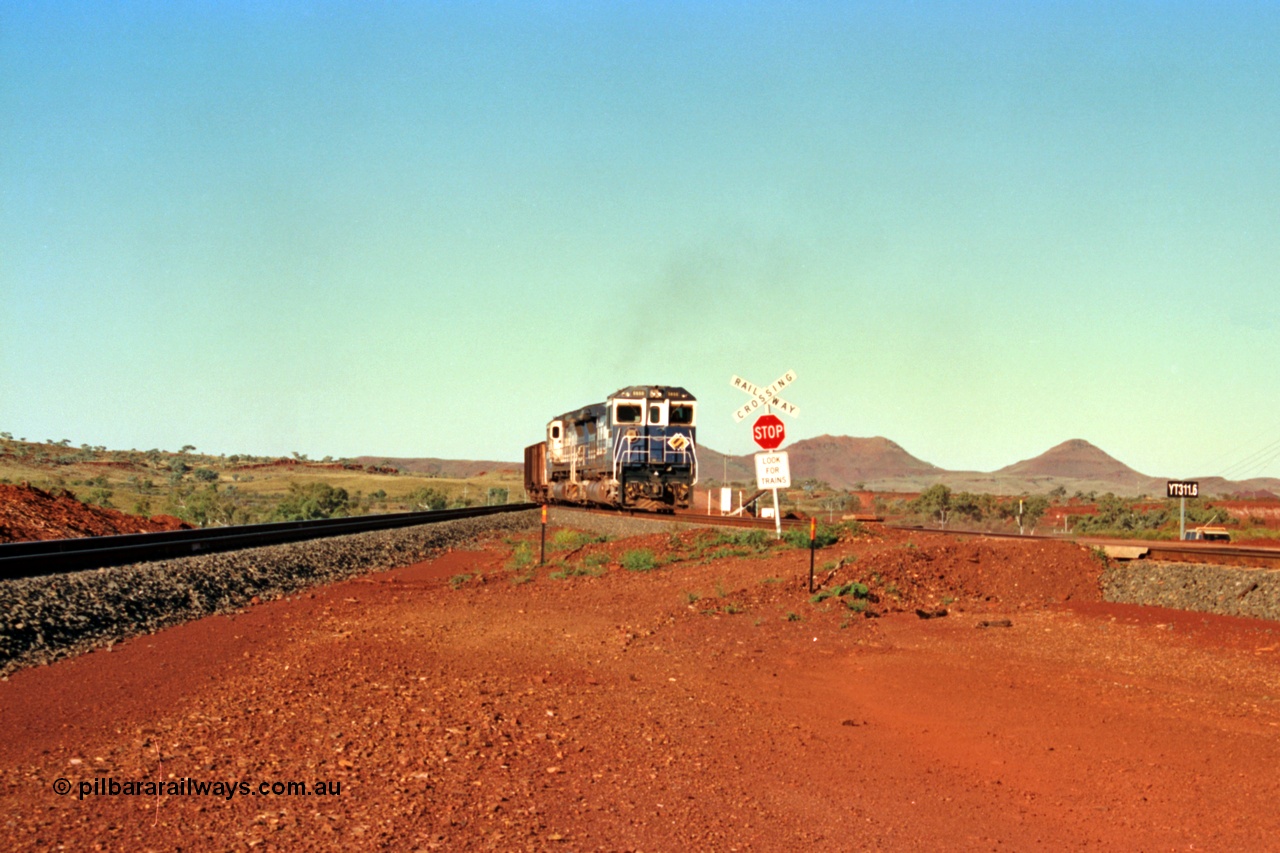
[2,2,1278,479]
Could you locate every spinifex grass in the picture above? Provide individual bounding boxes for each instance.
[621,549,659,572]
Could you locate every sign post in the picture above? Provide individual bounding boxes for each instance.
[808,516,817,593]
[540,504,548,564]
[1167,480,1199,541]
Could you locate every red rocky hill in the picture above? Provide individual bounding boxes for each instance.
[0,485,190,543]
[787,435,942,485]
[996,439,1161,492]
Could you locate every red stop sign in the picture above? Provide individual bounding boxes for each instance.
[752,414,786,450]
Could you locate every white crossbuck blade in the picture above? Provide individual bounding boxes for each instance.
[730,370,799,421]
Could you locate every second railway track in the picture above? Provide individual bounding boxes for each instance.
[0,503,536,580]
[889,523,1280,570]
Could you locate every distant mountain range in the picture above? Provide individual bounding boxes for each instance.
[354,456,521,479]
[362,437,1280,499]
[698,436,1280,498]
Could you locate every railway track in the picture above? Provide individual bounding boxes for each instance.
[888,524,1280,570]
[1096,540,1280,570]
[12,500,1275,581]
[0,503,537,580]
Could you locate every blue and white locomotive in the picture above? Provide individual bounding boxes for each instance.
[524,385,698,511]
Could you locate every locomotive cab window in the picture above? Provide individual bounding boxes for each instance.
[614,403,641,424]
[649,404,666,426]
[670,404,695,426]
[550,424,561,439]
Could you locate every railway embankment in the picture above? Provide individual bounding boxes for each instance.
[1103,559,1280,621]
[0,510,538,676]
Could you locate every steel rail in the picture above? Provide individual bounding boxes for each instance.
[0,504,537,580]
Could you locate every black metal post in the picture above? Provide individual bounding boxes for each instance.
[808,517,816,593]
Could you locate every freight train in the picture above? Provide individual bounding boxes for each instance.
[524,385,698,511]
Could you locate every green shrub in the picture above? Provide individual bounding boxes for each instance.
[783,523,840,549]
[811,581,873,612]
[690,529,776,561]
[838,519,866,538]
[272,481,350,521]
[551,529,610,550]
[621,549,658,572]
[405,486,449,510]
[509,542,535,570]
[549,563,604,580]
[723,529,770,549]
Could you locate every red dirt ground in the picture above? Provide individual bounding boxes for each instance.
[2,522,1279,850]
[0,484,189,543]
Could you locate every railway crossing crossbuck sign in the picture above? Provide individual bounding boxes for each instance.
[730,370,800,538]
[730,370,799,422]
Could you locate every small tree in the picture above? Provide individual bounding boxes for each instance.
[406,486,448,510]
[1020,495,1050,534]
[86,487,114,508]
[273,482,351,521]
[913,484,953,529]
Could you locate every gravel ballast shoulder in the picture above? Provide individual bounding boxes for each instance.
[0,510,538,676]
[546,507,725,540]
[1103,559,1280,621]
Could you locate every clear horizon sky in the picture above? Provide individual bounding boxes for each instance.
[3,2,1278,481]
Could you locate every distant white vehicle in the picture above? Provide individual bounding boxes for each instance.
[1183,526,1231,542]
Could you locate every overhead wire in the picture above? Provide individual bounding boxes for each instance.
[1216,435,1280,481]
[1201,425,1274,474]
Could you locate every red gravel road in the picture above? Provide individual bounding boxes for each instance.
[3,525,1280,850]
